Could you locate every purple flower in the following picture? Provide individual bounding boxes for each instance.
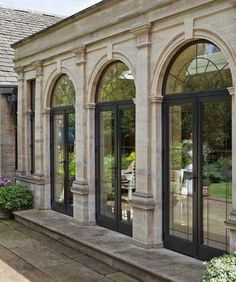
[0,177,11,187]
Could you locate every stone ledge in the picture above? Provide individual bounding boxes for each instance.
[15,175,45,185]
[14,209,204,282]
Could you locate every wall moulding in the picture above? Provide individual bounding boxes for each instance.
[149,96,163,104]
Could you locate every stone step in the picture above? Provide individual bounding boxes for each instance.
[14,210,204,282]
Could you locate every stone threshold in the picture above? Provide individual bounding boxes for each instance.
[14,209,204,282]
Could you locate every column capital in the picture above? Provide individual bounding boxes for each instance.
[24,109,31,116]
[84,103,96,110]
[14,66,25,81]
[130,23,151,49]
[32,60,44,77]
[228,86,235,96]
[42,108,51,115]
[149,96,163,104]
[72,45,86,66]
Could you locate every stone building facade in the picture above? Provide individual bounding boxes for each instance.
[0,6,61,179]
[12,0,236,260]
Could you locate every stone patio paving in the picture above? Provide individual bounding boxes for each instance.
[0,220,138,282]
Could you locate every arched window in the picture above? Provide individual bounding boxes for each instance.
[51,74,75,107]
[164,41,232,94]
[97,61,135,102]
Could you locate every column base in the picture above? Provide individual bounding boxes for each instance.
[225,210,236,251]
[131,192,156,245]
[71,179,94,225]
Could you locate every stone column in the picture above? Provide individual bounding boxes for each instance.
[15,67,26,176]
[70,46,90,224]
[150,96,163,246]
[86,102,96,224]
[130,24,155,247]
[225,86,236,250]
[34,61,44,178]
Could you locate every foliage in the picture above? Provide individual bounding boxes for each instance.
[202,254,236,282]
[53,75,75,107]
[170,140,192,170]
[0,184,33,211]
[203,157,232,183]
[0,177,11,186]
[98,62,135,102]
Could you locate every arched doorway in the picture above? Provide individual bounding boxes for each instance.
[95,61,136,236]
[163,40,233,260]
[50,74,76,216]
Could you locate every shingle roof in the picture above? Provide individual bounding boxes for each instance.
[0,6,62,86]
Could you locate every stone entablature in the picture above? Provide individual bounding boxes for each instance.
[12,0,236,250]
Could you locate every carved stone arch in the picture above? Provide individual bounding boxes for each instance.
[151,29,235,96]
[86,52,136,104]
[43,66,77,109]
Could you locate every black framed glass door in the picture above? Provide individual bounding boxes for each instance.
[96,102,135,236]
[51,108,75,216]
[163,91,232,260]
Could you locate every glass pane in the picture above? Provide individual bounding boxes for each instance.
[169,104,193,241]
[99,111,115,218]
[165,42,232,94]
[120,108,135,223]
[52,75,75,107]
[97,62,135,102]
[202,100,232,251]
[67,113,75,208]
[53,114,65,204]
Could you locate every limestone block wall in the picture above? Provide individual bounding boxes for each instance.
[0,94,16,180]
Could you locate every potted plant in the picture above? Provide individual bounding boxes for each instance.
[0,183,33,219]
[202,254,236,281]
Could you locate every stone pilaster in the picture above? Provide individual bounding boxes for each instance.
[34,61,44,178]
[225,86,236,250]
[42,107,51,209]
[71,46,91,224]
[15,67,26,176]
[150,95,163,246]
[130,23,156,246]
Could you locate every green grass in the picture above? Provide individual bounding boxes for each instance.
[209,182,232,199]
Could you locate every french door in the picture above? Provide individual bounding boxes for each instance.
[163,91,232,260]
[51,107,75,216]
[96,102,135,236]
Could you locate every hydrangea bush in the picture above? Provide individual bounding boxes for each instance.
[202,254,236,282]
[0,177,11,186]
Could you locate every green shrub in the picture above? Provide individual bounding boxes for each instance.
[202,254,236,282]
[0,184,33,211]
